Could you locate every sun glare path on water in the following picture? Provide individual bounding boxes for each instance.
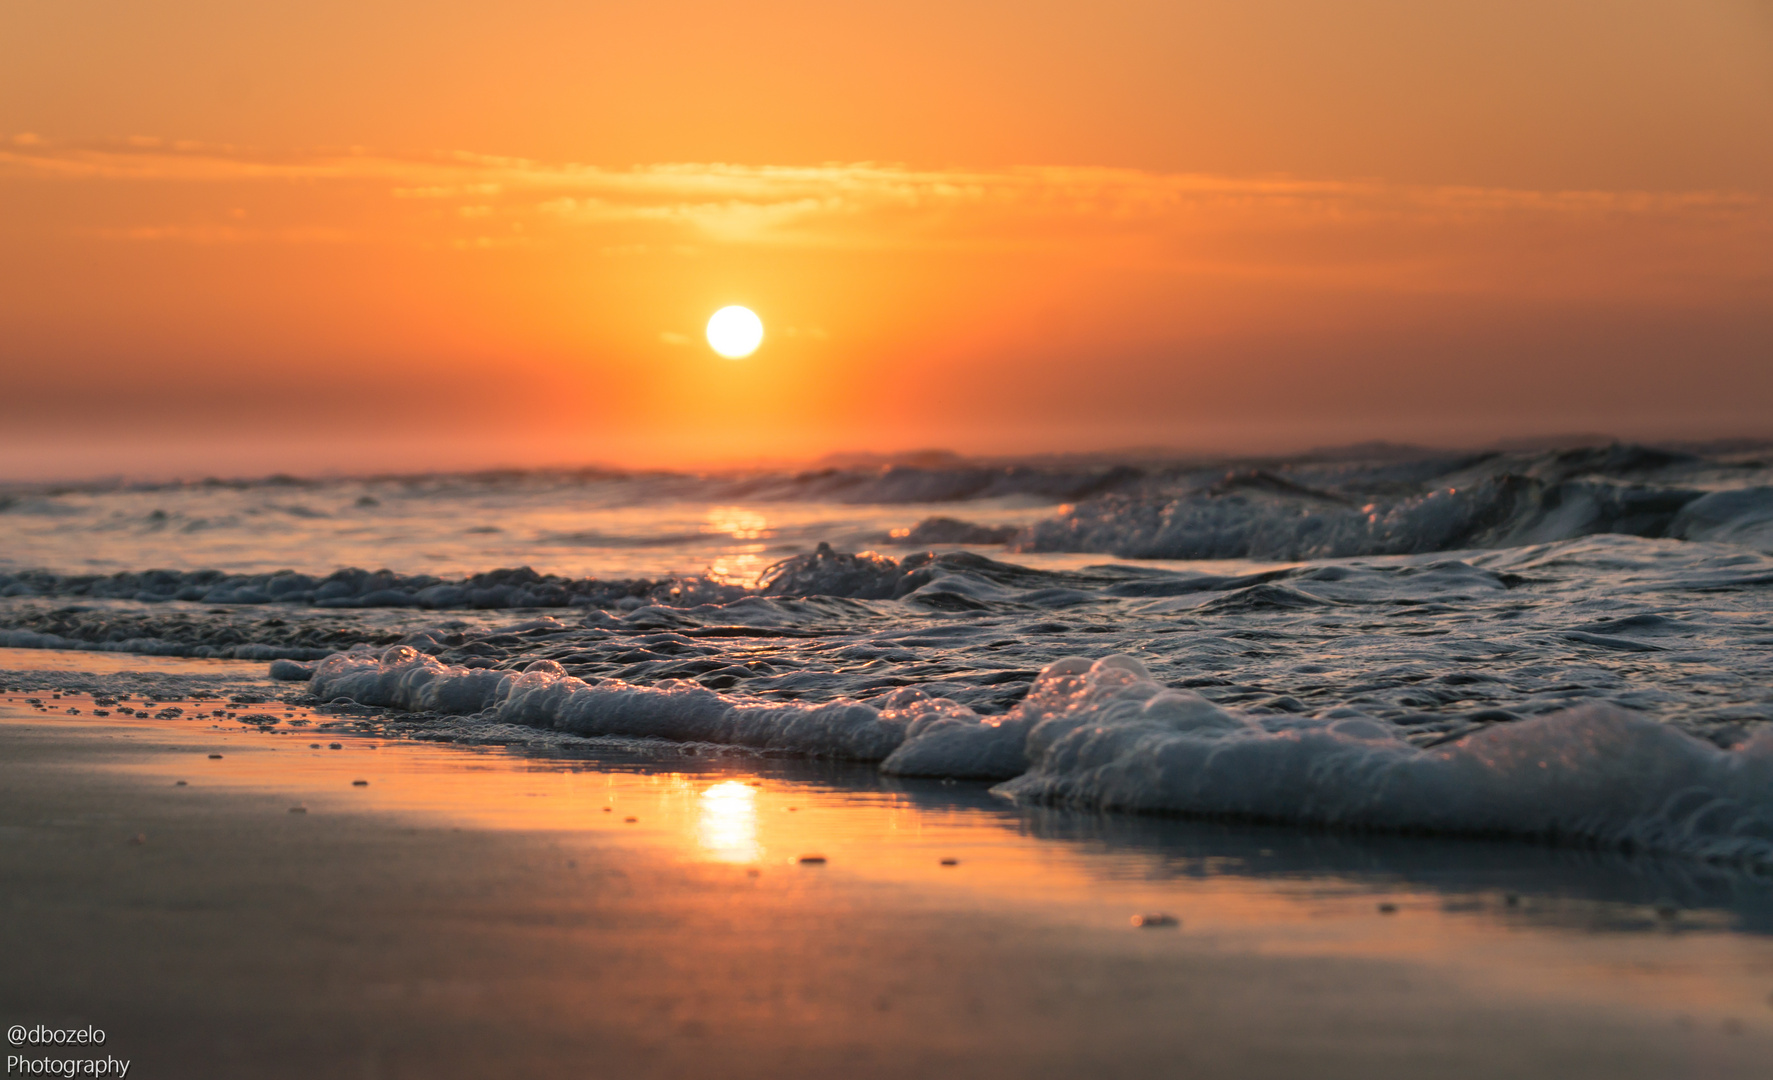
[706,306,764,358]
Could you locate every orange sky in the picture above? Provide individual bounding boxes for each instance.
[2,0,1771,478]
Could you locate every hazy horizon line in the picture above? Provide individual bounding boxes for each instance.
[5,431,1771,491]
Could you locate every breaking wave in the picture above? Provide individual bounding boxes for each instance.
[1016,471,1773,562]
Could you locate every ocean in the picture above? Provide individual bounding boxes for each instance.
[4,441,1772,866]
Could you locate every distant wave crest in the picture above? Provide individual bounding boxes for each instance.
[1014,446,1773,560]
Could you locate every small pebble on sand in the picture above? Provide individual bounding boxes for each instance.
[1131,913,1177,928]
[329,743,342,750]
[208,754,223,759]
[940,858,959,866]
[1378,903,1398,915]
[624,816,638,823]
[352,780,368,786]
[175,780,187,786]
[798,855,827,865]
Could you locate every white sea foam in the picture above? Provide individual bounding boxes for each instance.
[988,657,1773,866]
[308,647,1773,866]
[311,646,904,759]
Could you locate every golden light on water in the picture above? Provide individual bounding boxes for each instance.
[704,505,771,585]
[706,306,764,359]
[703,506,770,540]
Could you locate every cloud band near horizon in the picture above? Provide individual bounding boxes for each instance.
[4,134,1767,302]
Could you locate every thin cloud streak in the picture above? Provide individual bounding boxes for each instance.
[3,136,1768,299]
[3,136,1759,221]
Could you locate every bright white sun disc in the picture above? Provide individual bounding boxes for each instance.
[706,306,764,358]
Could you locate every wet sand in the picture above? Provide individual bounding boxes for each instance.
[2,703,1771,1078]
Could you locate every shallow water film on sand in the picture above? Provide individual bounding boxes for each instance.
[3,442,1772,865]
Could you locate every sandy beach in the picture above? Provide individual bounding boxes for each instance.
[4,684,1770,1079]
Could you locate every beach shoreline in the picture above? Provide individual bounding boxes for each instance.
[3,698,1770,1079]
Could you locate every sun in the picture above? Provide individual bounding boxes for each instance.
[706,306,764,359]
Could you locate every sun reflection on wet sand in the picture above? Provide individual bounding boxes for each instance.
[697,779,761,862]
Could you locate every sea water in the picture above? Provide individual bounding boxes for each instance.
[3,442,1771,864]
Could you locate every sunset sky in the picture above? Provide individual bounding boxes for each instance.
[3,0,1771,478]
